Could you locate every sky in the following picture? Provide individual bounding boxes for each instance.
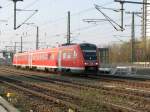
[0,0,143,52]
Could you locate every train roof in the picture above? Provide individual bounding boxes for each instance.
[14,43,97,56]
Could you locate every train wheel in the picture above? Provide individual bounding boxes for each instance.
[45,68,49,72]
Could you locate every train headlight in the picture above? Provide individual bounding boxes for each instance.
[95,62,98,65]
[84,62,88,65]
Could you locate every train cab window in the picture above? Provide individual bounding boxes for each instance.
[83,52,97,60]
[80,43,97,61]
[80,43,97,51]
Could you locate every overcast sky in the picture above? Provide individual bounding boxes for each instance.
[0,0,143,51]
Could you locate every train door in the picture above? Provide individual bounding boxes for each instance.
[16,55,18,65]
[58,50,62,71]
[28,53,32,68]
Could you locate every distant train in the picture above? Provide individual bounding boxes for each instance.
[13,43,99,73]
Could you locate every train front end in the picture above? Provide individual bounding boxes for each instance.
[80,43,99,73]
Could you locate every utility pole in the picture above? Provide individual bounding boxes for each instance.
[14,42,20,53]
[24,23,39,50]
[13,0,23,30]
[120,2,124,31]
[126,11,142,63]
[115,0,150,4]
[131,12,135,63]
[142,0,147,61]
[67,11,71,44]
[21,36,23,53]
[14,0,16,30]
[14,42,17,53]
[114,0,150,31]
[36,26,39,50]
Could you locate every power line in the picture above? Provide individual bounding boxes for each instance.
[23,0,40,9]
[12,0,38,30]
[94,4,124,31]
[114,0,150,32]
[115,0,150,5]
[39,15,131,43]
[5,0,40,21]
[0,3,11,9]
[39,1,114,30]
[11,1,114,33]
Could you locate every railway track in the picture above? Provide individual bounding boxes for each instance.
[0,67,150,111]
[3,67,150,97]
[0,76,142,112]
[0,75,82,112]
[22,75,150,111]
[5,66,150,90]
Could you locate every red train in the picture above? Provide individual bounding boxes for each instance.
[13,43,99,73]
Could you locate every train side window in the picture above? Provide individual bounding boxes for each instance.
[45,54,48,60]
[73,51,77,58]
[48,54,51,60]
[41,54,43,60]
[40,54,42,60]
[51,54,55,60]
[37,54,39,60]
[44,53,47,60]
[34,55,35,60]
[34,55,36,60]
[63,53,66,59]
[37,54,38,60]
[67,53,71,59]
[41,53,45,60]
[48,53,54,60]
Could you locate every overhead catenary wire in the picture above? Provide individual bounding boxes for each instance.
[94,4,124,31]
[45,15,131,42]
[4,1,114,32]
[0,0,142,50]
[16,10,38,29]
[0,2,11,10]
[5,0,40,21]
[22,0,40,9]
[21,1,115,36]
[24,13,131,46]
[39,1,114,30]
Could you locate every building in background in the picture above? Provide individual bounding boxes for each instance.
[142,0,150,61]
[145,0,150,39]
[98,48,109,64]
[0,50,14,65]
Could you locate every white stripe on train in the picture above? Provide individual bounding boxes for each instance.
[13,64,85,70]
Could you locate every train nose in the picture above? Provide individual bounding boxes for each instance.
[84,62,88,65]
[95,62,98,65]
[84,62,99,66]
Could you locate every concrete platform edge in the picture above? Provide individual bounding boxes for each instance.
[0,96,20,112]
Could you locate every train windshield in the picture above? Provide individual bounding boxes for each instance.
[80,44,97,60]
